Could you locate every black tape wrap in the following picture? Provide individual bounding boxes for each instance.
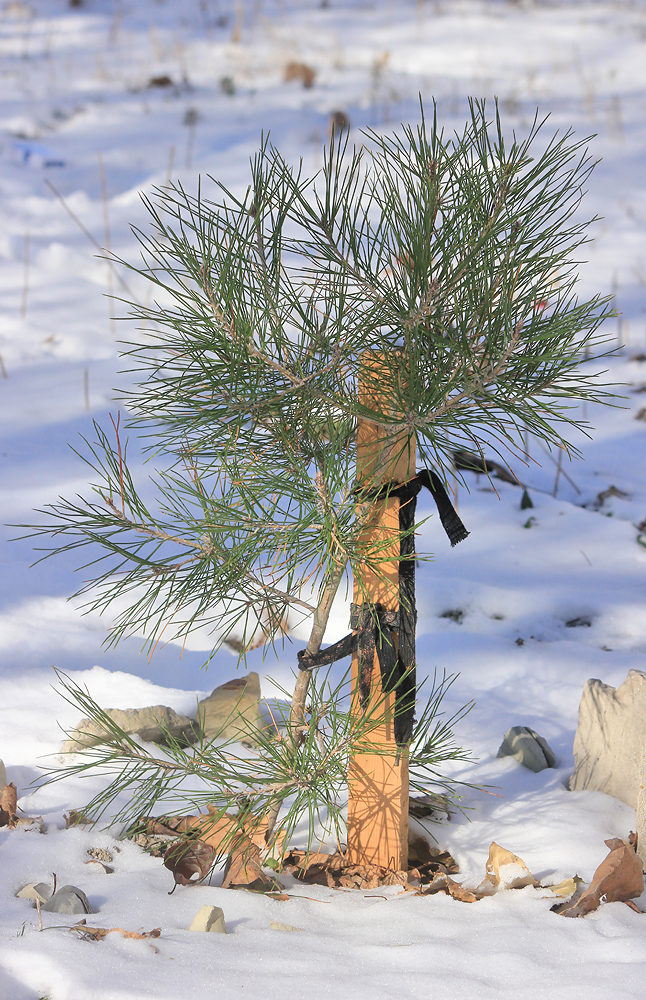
[296,470,469,746]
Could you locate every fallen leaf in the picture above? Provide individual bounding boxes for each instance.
[408,835,459,875]
[559,838,644,918]
[542,877,581,899]
[1,784,44,832]
[284,61,316,88]
[0,783,18,827]
[282,849,346,876]
[163,839,215,888]
[221,842,278,892]
[476,842,539,895]
[421,874,478,903]
[64,809,92,829]
[85,859,114,874]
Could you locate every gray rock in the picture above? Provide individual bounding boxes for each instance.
[189,905,226,933]
[16,882,52,904]
[0,759,7,788]
[42,885,93,914]
[62,705,196,753]
[569,670,646,807]
[497,726,557,772]
[197,673,261,744]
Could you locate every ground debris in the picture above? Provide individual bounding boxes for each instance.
[69,919,161,947]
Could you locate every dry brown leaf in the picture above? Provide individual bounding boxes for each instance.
[559,838,644,918]
[476,842,539,895]
[64,809,93,829]
[282,849,346,876]
[292,858,409,890]
[137,808,266,857]
[421,873,478,903]
[284,61,316,88]
[163,839,215,888]
[0,783,18,828]
[408,836,459,877]
[221,842,277,891]
[1,784,43,832]
[542,877,581,899]
[84,859,114,874]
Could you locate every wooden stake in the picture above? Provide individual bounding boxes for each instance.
[346,353,414,871]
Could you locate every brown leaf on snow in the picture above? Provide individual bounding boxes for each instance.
[282,849,346,877]
[163,839,216,887]
[408,835,459,877]
[0,784,44,832]
[64,809,93,829]
[221,842,278,892]
[476,842,539,895]
[421,874,478,903]
[559,838,644,918]
[293,858,410,890]
[0,784,18,828]
[137,808,257,856]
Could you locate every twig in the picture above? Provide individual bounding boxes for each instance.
[20,231,30,319]
[101,497,316,612]
[44,179,139,302]
[552,447,564,498]
[98,152,115,334]
[165,144,175,186]
[0,352,7,378]
[534,438,581,495]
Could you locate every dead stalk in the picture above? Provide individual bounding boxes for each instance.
[20,231,30,319]
[98,152,114,334]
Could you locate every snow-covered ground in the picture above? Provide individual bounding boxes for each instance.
[2,1,646,998]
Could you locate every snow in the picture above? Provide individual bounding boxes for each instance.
[2,1,646,997]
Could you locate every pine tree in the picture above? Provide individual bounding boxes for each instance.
[28,101,613,856]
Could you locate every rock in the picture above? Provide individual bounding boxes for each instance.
[16,882,52,904]
[270,921,304,932]
[0,759,7,787]
[62,705,196,753]
[637,766,646,872]
[569,670,646,807]
[87,847,113,863]
[197,673,261,744]
[189,905,226,933]
[497,726,556,772]
[42,885,93,914]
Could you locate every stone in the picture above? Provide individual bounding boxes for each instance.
[270,921,304,932]
[197,673,261,744]
[42,885,93,914]
[637,764,646,872]
[189,905,226,933]
[16,882,52,904]
[62,705,196,753]
[87,847,113,863]
[497,726,556,772]
[0,759,7,788]
[569,670,646,807]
